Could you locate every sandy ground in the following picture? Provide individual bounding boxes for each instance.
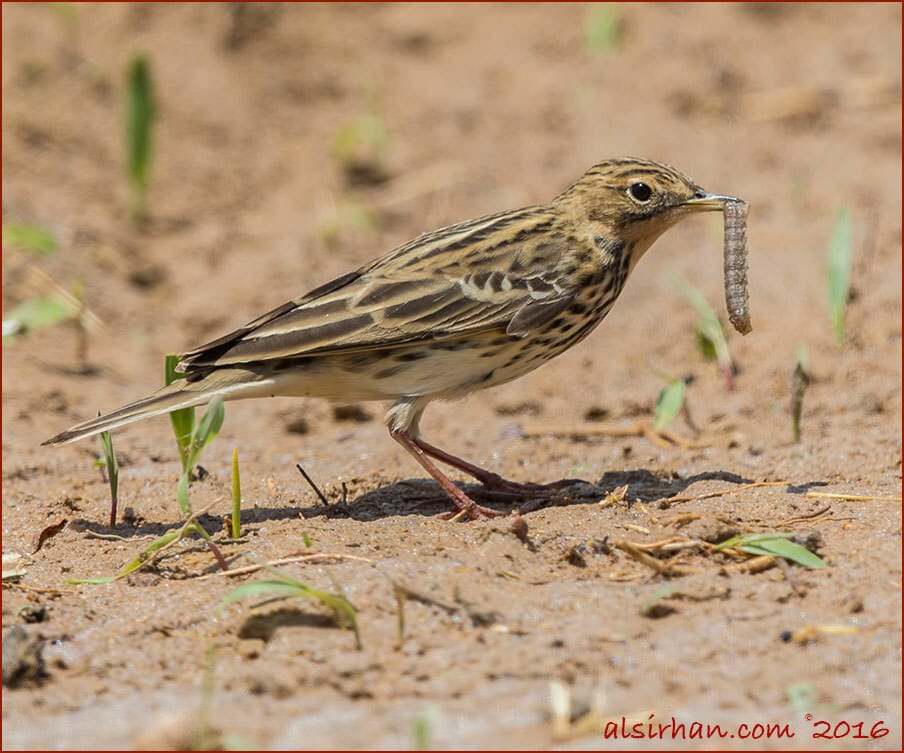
[2,3,901,750]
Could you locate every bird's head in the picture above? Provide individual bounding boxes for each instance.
[555,157,739,268]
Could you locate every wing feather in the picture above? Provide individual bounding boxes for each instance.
[180,207,575,371]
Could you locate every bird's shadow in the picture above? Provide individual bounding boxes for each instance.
[70,469,829,536]
[299,468,761,521]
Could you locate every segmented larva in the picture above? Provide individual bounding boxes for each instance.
[723,199,751,335]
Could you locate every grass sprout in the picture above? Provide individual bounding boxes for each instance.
[714,533,826,569]
[827,206,853,345]
[165,354,195,473]
[125,54,155,226]
[98,427,120,527]
[787,682,819,715]
[2,295,73,339]
[653,378,686,431]
[2,223,59,255]
[221,567,360,649]
[584,3,621,54]
[176,397,225,519]
[412,705,440,751]
[2,265,102,345]
[332,111,389,186]
[69,501,227,584]
[673,272,735,390]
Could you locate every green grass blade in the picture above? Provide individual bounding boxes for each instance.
[3,296,74,339]
[715,532,790,549]
[126,54,155,223]
[190,397,225,459]
[332,113,388,166]
[827,206,852,345]
[177,471,192,519]
[641,584,677,616]
[222,568,361,648]
[741,537,826,569]
[654,379,685,431]
[787,682,818,715]
[172,395,225,519]
[715,533,826,569]
[114,530,183,577]
[99,428,119,526]
[2,223,59,255]
[164,354,194,472]
[219,580,317,606]
[68,530,182,584]
[673,272,733,374]
[163,353,184,385]
[585,3,621,54]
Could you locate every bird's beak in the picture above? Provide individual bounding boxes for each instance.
[683,190,741,212]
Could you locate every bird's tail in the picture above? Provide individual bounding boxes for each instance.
[43,368,273,446]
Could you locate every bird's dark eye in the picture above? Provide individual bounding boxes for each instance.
[628,182,653,202]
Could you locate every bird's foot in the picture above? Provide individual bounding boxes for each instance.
[436,502,511,522]
[476,474,583,496]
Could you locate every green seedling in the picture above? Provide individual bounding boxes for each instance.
[333,112,388,163]
[827,206,852,345]
[98,427,119,527]
[2,295,73,339]
[69,501,227,584]
[221,567,360,649]
[714,532,826,569]
[791,350,810,443]
[332,111,389,185]
[584,3,621,55]
[231,449,242,539]
[412,705,440,751]
[641,584,677,617]
[125,54,155,226]
[2,223,59,255]
[787,682,819,715]
[176,397,225,519]
[165,354,195,473]
[653,378,686,431]
[673,272,735,390]
[2,247,101,360]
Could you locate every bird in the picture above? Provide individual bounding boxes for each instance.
[45,158,738,520]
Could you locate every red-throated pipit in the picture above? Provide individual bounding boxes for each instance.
[46,158,741,520]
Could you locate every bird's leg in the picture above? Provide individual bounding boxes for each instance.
[411,436,576,494]
[410,437,511,488]
[389,429,509,520]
